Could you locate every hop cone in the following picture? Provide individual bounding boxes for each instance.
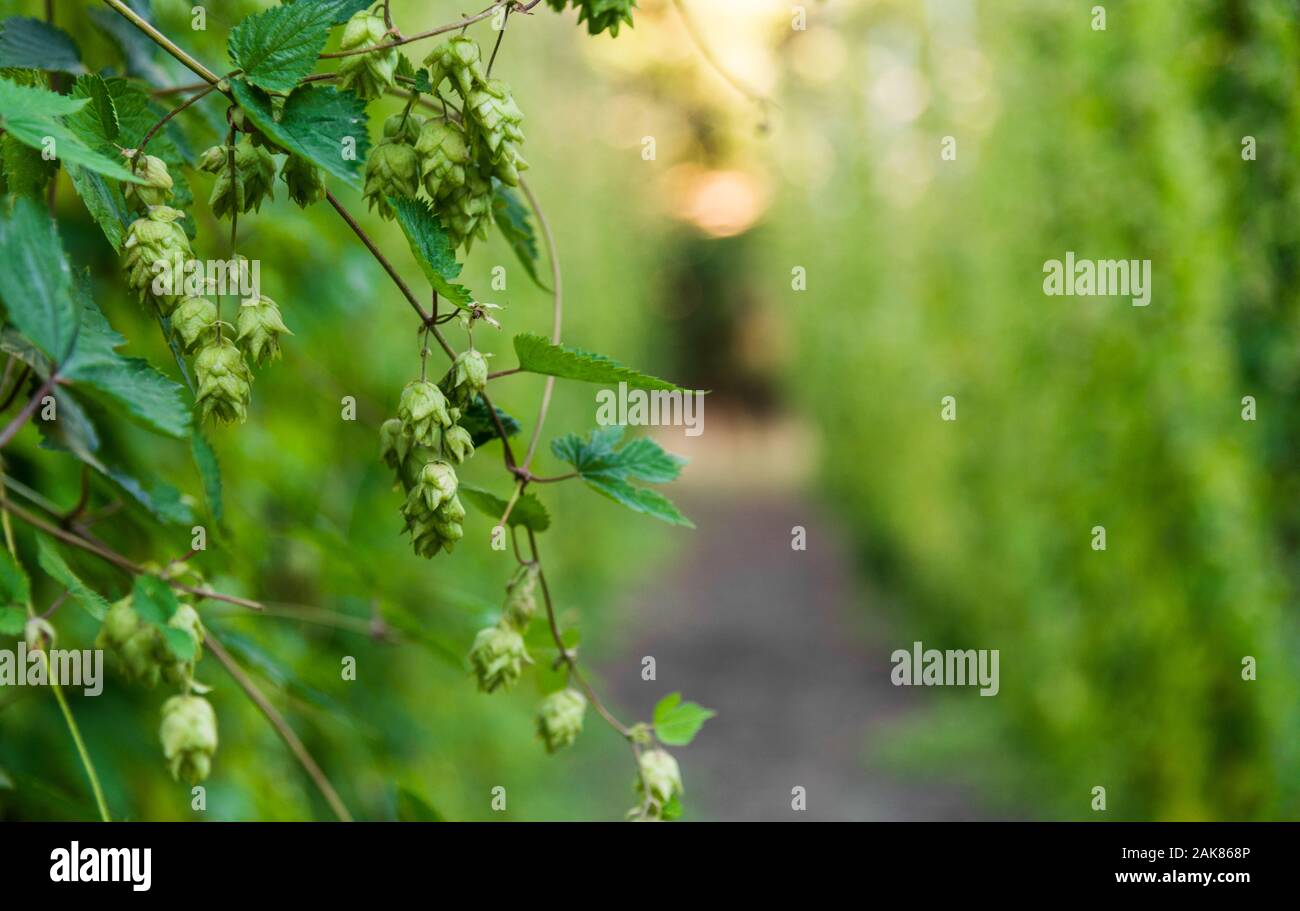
[123,150,173,209]
[236,295,291,365]
[398,380,452,447]
[338,7,397,100]
[537,689,587,752]
[159,695,218,784]
[194,337,253,425]
[281,154,325,208]
[384,111,425,146]
[171,295,218,354]
[425,35,485,99]
[235,138,276,213]
[440,348,488,410]
[636,748,683,806]
[414,119,471,201]
[122,206,192,313]
[468,624,530,693]
[363,140,420,219]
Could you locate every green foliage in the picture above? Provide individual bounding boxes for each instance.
[0,548,30,606]
[0,16,83,73]
[0,195,79,361]
[190,430,224,523]
[0,77,140,182]
[513,332,685,392]
[492,183,547,291]
[230,80,369,188]
[652,692,714,746]
[551,426,691,527]
[227,0,342,93]
[36,539,108,621]
[459,483,551,532]
[390,195,473,307]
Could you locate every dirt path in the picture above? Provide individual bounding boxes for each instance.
[603,493,984,821]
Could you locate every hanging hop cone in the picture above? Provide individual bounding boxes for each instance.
[397,380,453,448]
[95,598,162,687]
[159,695,218,784]
[201,144,244,219]
[439,169,494,251]
[235,138,277,213]
[363,139,420,219]
[236,295,291,366]
[425,35,485,99]
[464,79,527,185]
[440,424,475,464]
[194,337,253,425]
[380,417,409,474]
[547,0,637,37]
[401,460,465,556]
[636,748,683,806]
[384,111,425,147]
[468,624,530,693]
[537,688,587,753]
[502,564,539,631]
[414,119,471,201]
[161,604,206,685]
[122,150,174,209]
[439,348,489,410]
[171,295,218,354]
[281,154,325,207]
[122,206,192,314]
[338,5,398,100]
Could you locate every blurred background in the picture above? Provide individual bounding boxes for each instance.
[2,0,1298,821]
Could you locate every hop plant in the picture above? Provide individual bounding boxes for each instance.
[439,348,489,410]
[159,695,218,784]
[502,564,539,630]
[197,144,229,174]
[635,748,683,808]
[337,5,397,100]
[236,294,291,365]
[281,154,325,207]
[468,624,530,693]
[170,295,218,354]
[440,169,495,251]
[122,149,174,209]
[363,139,420,219]
[194,337,253,425]
[537,688,587,753]
[397,380,453,448]
[202,145,244,219]
[440,423,474,464]
[425,35,485,98]
[161,604,206,685]
[547,0,637,37]
[414,119,471,201]
[400,460,465,556]
[464,79,527,186]
[96,598,162,687]
[122,206,192,313]
[379,417,409,473]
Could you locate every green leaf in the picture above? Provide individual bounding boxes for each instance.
[513,333,686,392]
[395,787,444,822]
[62,279,191,438]
[161,625,197,662]
[227,0,340,93]
[230,80,369,188]
[0,77,142,182]
[0,195,79,361]
[0,17,84,73]
[0,549,30,606]
[36,538,109,621]
[131,574,179,627]
[67,167,129,251]
[661,794,683,821]
[460,395,520,448]
[1,133,57,197]
[287,0,372,26]
[191,430,224,524]
[492,183,548,291]
[652,692,716,746]
[390,196,474,307]
[459,484,551,532]
[0,605,24,636]
[551,426,693,527]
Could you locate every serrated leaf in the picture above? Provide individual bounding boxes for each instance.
[390,196,474,307]
[0,549,30,606]
[131,574,179,627]
[513,333,685,392]
[191,430,224,524]
[0,195,80,361]
[0,17,83,73]
[228,0,340,93]
[36,538,109,621]
[551,426,692,527]
[61,277,191,439]
[460,395,520,448]
[653,692,715,746]
[67,167,129,251]
[230,80,368,188]
[492,183,548,291]
[0,605,24,636]
[459,484,551,532]
[287,0,371,26]
[0,77,142,182]
[1,133,56,198]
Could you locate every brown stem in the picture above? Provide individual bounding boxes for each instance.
[205,633,354,822]
[101,0,222,85]
[325,190,435,326]
[518,179,563,473]
[137,83,218,156]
